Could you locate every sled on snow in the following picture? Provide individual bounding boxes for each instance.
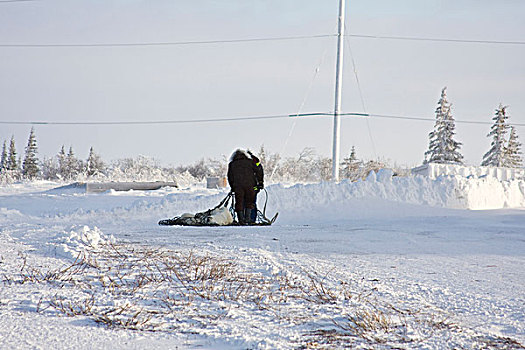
[158,190,278,227]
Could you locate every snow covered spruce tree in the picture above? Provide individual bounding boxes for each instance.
[424,87,464,164]
[0,141,7,173]
[57,145,67,178]
[7,136,18,171]
[481,104,511,167]
[505,126,523,168]
[86,147,105,177]
[0,136,21,182]
[340,146,360,180]
[22,127,40,179]
[66,146,80,179]
[56,145,80,180]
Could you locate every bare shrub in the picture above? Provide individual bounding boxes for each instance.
[7,242,518,349]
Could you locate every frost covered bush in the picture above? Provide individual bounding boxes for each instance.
[176,157,227,181]
[271,147,332,182]
[107,156,163,181]
[265,147,392,184]
[102,155,198,186]
[0,169,21,184]
[14,242,500,348]
[1,140,402,186]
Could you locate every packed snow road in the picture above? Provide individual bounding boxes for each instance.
[0,179,524,349]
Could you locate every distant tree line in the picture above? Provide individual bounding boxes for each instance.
[175,145,391,183]
[1,128,106,183]
[2,91,522,185]
[0,128,388,185]
[424,87,523,167]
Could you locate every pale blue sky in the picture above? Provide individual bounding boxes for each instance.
[1,0,524,167]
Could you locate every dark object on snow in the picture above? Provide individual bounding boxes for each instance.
[158,190,278,227]
[236,209,246,225]
[227,149,268,224]
[244,207,255,224]
[227,150,258,216]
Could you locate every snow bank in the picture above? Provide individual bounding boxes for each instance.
[460,177,525,209]
[0,180,62,196]
[267,170,525,211]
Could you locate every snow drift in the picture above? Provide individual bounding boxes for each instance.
[0,171,524,349]
[268,170,525,211]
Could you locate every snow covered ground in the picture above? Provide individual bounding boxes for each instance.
[0,172,524,349]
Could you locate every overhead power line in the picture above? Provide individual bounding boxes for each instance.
[0,114,294,125]
[1,33,523,48]
[1,112,524,127]
[348,33,525,46]
[341,112,525,127]
[0,34,335,48]
[0,0,38,3]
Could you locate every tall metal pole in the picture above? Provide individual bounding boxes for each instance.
[332,0,345,182]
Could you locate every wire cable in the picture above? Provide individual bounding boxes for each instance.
[0,114,296,125]
[0,0,38,3]
[0,34,336,48]
[340,112,525,128]
[347,33,525,46]
[269,43,330,181]
[344,24,378,158]
[1,33,523,48]
[2,111,524,127]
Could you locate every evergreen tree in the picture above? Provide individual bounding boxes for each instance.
[340,146,360,179]
[86,147,105,176]
[481,104,510,167]
[505,126,523,168]
[0,141,7,172]
[57,145,67,179]
[66,146,79,179]
[348,146,357,163]
[22,127,40,179]
[424,87,463,165]
[7,136,18,171]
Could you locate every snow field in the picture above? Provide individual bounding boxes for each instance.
[0,173,524,348]
[5,230,521,349]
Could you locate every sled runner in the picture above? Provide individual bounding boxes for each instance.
[158,190,278,227]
